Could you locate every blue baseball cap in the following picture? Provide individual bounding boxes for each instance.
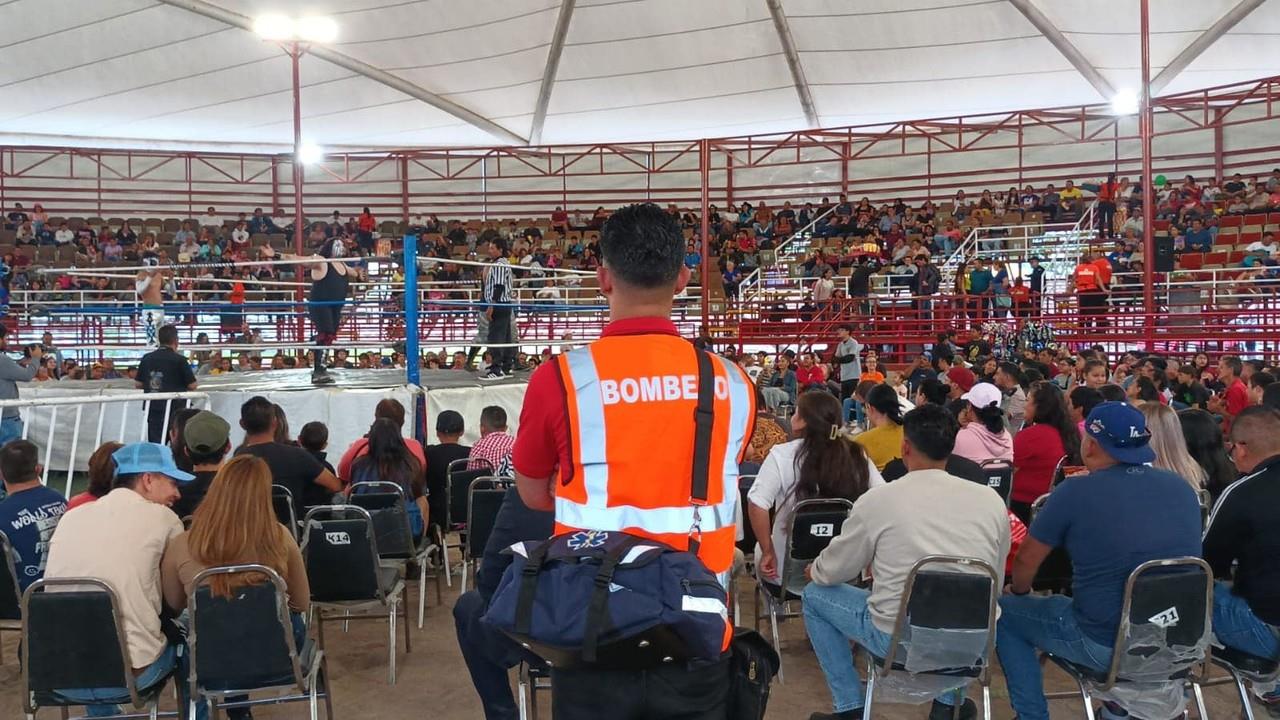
[1084,402,1156,465]
[112,442,196,483]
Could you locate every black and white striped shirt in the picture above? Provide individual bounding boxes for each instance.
[484,258,513,305]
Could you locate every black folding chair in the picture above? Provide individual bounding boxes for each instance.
[462,478,512,595]
[302,505,409,684]
[754,497,853,682]
[22,577,179,719]
[979,459,1013,506]
[272,485,300,543]
[1029,492,1074,594]
[735,475,759,561]
[1043,557,1213,720]
[442,457,494,585]
[188,564,333,720]
[864,556,1000,720]
[349,480,442,629]
[0,530,22,665]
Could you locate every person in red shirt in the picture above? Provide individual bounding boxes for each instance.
[1208,354,1252,433]
[1069,252,1109,331]
[356,206,376,253]
[794,352,828,389]
[550,206,569,233]
[1011,382,1081,523]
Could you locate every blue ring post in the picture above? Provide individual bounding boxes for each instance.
[403,234,425,443]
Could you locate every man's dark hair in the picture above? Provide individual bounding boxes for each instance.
[240,395,276,435]
[1069,386,1104,418]
[298,421,328,452]
[0,440,39,485]
[838,323,854,334]
[1244,359,1266,375]
[1222,354,1243,376]
[489,236,508,254]
[902,404,959,461]
[598,203,684,289]
[1098,384,1127,403]
[1262,382,1280,412]
[187,440,229,467]
[1250,371,1276,390]
[997,361,1026,389]
[157,325,178,347]
[479,405,507,431]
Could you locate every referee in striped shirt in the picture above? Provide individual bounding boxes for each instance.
[483,237,516,376]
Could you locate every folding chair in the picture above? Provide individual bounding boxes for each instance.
[272,485,300,543]
[864,556,1000,719]
[1044,557,1213,720]
[188,564,333,720]
[518,661,553,720]
[0,530,22,665]
[442,457,494,584]
[1208,644,1280,720]
[754,497,854,681]
[978,459,1013,506]
[348,480,443,629]
[22,577,179,719]
[302,505,409,684]
[461,478,512,594]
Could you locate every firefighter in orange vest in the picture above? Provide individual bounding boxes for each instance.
[514,202,755,720]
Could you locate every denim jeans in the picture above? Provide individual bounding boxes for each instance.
[1212,581,1280,660]
[996,594,1114,720]
[841,398,865,426]
[60,642,180,717]
[803,583,963,713]
[0,415,24,447]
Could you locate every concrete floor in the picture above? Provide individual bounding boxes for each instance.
[0,574,1262,720]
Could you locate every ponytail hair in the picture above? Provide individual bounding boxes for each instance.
[791,391,872,504]
[866,384,904,425]
[967,399,1007,434]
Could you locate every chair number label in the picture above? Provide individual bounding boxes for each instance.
[810,524,834,538]
[987,476,1002,488]
[325,531,351,545]
[1148,607,1180,628]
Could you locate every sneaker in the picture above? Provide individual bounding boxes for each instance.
[928,698,977,720]
[808,710,862,720]
[311,368,335,385]
[1097,700,1129,720]
[480,370,505,380]
[1261,693,1280,719]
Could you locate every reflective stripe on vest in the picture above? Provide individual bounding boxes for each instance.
[556,341,754,571]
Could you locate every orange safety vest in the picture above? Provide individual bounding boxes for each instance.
[1074,264,1099,291]
[554,334,755,578]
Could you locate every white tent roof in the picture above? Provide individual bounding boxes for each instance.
[1,0,1278,152]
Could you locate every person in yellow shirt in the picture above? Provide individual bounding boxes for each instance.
[852,384,905,471]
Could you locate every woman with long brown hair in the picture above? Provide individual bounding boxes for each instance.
[161,455,309,634]
[66,442,124,510]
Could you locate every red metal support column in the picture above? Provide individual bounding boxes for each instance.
[699,139,711,334]
[840,141,850,196]
[1140,0,1156,351]
[725,151,734,208]
[270,157,280,214]
[1212,108,1225,181]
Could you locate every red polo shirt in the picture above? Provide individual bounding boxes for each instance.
[512,316,681,480]
[1223,378,1250,432]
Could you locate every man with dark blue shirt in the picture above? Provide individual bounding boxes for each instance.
[1185,218,1213,252]
[996,402,1201,720]
[454,464,555,720]
[0,440,66,592]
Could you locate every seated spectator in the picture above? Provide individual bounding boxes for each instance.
[468,405,514,470]
[748,392,882,594]
[66,441,124,511]
[160,454,309,718]
[171,411,231,519]
[803,404,1010,720]
[852,384,905,471]
[1138,401,1205,490]
[0,441,67,592]
[1184,217,1213,252]
[234,396,340,519]
[761,355,798,410]
[952,383,1012,465]
[1012,382,1081,521]
[298,421,336,474]
[423,411,470,531]
[995,362,1027,433]
[1179,408,1237,503]
[1172,364,1212,410]
[1203,406,1280,701]
[746,386,789,465]
[44,443,192,715]
[794,352,827,389]
[996,402,1201,720]
[350,418,429,540]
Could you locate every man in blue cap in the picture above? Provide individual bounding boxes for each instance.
[44,442,194,715]
[995,402,1201,720]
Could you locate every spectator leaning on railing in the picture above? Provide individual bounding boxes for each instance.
[0,325,40,446]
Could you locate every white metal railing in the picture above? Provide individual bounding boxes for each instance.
[0,391,211,496]
[739,205,839,302]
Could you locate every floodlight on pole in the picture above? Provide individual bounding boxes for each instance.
[298,141,325,165]
[1110,88,1140,115]
[252,13,338,43]
[252,13,294,40]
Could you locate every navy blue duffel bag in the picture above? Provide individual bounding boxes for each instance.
[482,529,729,670]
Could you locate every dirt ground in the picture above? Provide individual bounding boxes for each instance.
[0,575,1260,720]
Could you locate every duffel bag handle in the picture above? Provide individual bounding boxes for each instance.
[582,535,640,663]
[514,541,554,636]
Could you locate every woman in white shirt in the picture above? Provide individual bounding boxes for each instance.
[748,390,883,593]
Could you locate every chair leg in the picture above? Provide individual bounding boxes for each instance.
[864,659,877,718]
[752,584,762,633]
[1079,683,1096,720]
[321,655,336,720]
[460,557,469,595]
[388,602,398,685]
[518,667,530,720]
[768,597,783,684]
[310,678,320,720]
[403,593,412,654]
[1232,671,1256,720]
[982,680,992,720]
[417,561,427,629]
[315,611,327,650]
[440,533,453,588]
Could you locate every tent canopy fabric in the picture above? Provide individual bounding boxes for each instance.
[1,0,1277,152]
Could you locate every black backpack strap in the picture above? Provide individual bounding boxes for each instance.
[514,541,553,636]
[582,535,642,664]
[691,349,715,504]
[689,349,716,556]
